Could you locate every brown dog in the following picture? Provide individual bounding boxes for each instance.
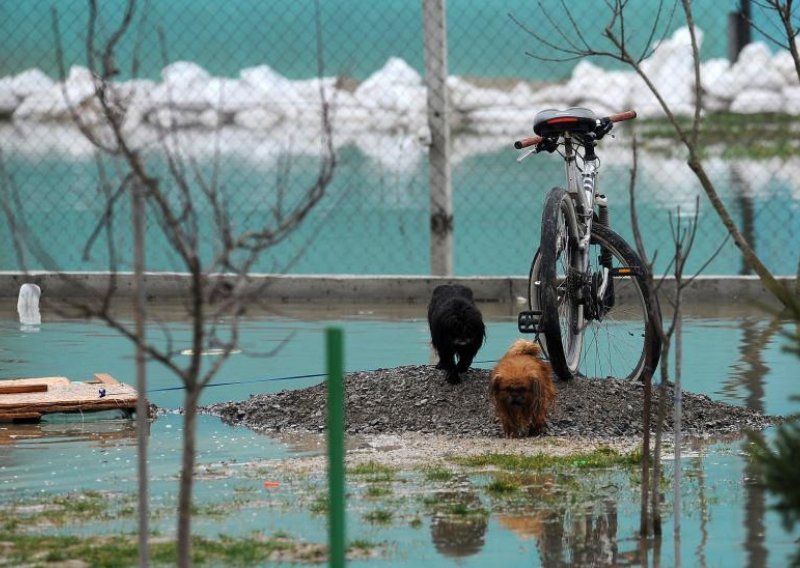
[490,339,555,438]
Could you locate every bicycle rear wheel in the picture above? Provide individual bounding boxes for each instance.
[533,187,583,379]
[530,189,660,381]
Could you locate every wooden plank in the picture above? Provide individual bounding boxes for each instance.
[0,411,43,422]
[0,384,48,395]
[0,399,137,415]
[1,377,70,388]
[90,373,120,386]
[0,374,138,423]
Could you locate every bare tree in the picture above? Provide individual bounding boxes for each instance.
[628,133,728,542]
[3,1,336,566]
[749,0,800,81]
[747,0,800,291]
[514,0,797,309]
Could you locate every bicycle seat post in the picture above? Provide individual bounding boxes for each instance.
[583,135,598,162]
[563,135,580,200]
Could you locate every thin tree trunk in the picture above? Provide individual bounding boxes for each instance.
[641,366,651,537]
[673,315,683,565]
[651,351,670,537]
[132,179,149,567]
[177,386,199,567]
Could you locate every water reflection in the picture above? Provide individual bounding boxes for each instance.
[722,317,780,412]
[492,472,628,566]
[0,414,138,478]
[428,491,488,558]
[0,413,137,447]
[481,430,782,568]
[721,317,778,566]
[501,499,621,567]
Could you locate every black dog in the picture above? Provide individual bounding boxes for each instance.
[427,284,486,384]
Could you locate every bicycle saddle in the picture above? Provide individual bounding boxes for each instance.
[533,107,598,137]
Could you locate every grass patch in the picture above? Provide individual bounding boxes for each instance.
[420,491,489,518]
[363,508,393,525]
[348,461,396,483]
[53,491,108,517]
[445,502,489,518]
[0,533,307,566]
[452,447,641,472]
[308,494,329,515]
[422,467,454,483]
[232,484,259,495]
[485,477,520,496]
[349,538,376,550]
[190,503,229,518]
[365,485,393,499]
[4,491,138,528]
[420,495,440,507]
[638,112,800,158]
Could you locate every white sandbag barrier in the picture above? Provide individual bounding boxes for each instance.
[1,27,798,142]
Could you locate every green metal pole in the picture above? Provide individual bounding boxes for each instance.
[326,327,346,567]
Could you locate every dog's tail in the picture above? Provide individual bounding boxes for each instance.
[505,339,542,358]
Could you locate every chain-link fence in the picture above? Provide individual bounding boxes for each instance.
[1,0,798,278]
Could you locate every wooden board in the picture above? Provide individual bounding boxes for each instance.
[0,374,138,423]
[0,384,48,395]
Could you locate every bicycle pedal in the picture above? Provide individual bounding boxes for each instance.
[610,266,643,278]
[517,310,542,334]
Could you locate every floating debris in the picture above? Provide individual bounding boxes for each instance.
[0,373,138,423]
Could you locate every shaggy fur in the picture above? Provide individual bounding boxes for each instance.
[427,284,486,384]
[491,339,556,438]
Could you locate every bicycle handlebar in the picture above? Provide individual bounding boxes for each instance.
[513,109,637,150]
[608,109,637,123]
[513,135,543,150]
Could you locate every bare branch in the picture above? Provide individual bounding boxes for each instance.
[680,0,702,146]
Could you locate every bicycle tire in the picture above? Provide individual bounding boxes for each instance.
[533,187,583,379]
[530,188,661,381]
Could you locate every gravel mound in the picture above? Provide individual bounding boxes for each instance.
[203,365,777,439]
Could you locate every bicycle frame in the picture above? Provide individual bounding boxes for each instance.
[562,133,597,255]
[561,133,611,333]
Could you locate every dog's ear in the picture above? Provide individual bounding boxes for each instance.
[491,377,502,394]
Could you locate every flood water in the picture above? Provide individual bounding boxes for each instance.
[0,299,798,566]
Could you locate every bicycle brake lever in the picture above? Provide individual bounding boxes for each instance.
[516,147,538,162]
[517,137,557,162]
[539,138,558,153]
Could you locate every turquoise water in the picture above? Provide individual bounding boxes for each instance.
[2,140,798,277]
[0,1,754,81]
[0,305,799,564]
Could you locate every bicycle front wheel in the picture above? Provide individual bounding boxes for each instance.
[530,190,659,381]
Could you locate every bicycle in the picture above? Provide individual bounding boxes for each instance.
[514,107,661,381]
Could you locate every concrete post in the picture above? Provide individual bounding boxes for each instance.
[422,0,453,276]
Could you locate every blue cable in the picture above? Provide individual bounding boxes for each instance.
[147,372,326,393]
[145,359,497,394]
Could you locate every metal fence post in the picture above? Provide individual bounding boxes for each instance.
[727,0,751,63]
[422,0,453,276]
[326,327,346,568]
